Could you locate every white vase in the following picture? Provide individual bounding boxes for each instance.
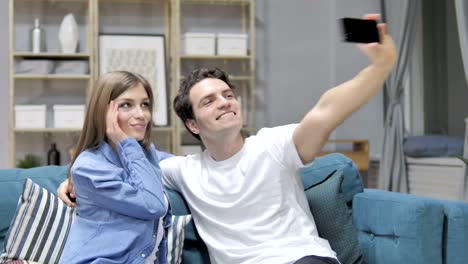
[58,13,79,54]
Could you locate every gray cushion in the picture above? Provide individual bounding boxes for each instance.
[404,135,464,157]
[304,168,363,264]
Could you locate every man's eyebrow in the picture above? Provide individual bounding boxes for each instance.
[197,87,232,106]
[198,93,215,106]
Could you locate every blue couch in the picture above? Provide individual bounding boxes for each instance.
[1,154,467,264]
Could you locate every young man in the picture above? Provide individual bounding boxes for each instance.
[59,14,396,264]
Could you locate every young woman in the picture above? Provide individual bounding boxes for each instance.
[60,71,172,264]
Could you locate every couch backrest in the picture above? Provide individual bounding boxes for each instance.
[0,153,364,263]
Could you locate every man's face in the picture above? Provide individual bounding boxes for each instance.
[187,78,243,138]
[114,84,151,141]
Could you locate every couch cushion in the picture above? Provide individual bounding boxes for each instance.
[0,166,68,247]
[304,168,363,264]
[438,200,468,264]
[353,189,445,264]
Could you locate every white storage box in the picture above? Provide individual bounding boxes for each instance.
[15,105,47,128]
[183,33,216,55]
[407,157,466,201]
[217,33,248,56]
[53,105,85,128]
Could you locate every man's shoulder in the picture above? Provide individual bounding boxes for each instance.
[250,124,299,142]
[159,153,203,170]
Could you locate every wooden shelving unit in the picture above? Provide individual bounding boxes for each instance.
[171,0,256,154]
[8,0,256,166]
[13,52,91,58]
[8,0,94,167]
[318,140,370,171]
[13,75,92,80]
[180,55,251,60]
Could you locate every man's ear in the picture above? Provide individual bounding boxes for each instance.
[185,119,200,135]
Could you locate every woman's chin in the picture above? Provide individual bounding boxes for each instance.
[131,133,145,141]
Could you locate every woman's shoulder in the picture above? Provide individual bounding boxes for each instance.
[72,146,109,171]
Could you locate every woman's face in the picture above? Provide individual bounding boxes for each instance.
[113,83,152,141]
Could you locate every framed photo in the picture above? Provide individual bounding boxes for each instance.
[99,34,168,126]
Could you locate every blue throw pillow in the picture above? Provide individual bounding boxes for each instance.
[301,153,363,204]
[304,168,363,264]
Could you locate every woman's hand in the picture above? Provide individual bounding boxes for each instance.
[57,179,76,207]
[106,100,128,145]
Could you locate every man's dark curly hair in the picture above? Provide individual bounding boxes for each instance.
[173,67,236,141]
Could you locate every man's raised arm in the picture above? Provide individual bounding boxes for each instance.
[293,14,397,164]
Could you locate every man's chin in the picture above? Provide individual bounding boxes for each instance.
[216,122,243,133]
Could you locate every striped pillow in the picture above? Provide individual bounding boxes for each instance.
[167,215,192,264]
[5,261,40,264]
[0,178,75,264]
[1,179,192,264]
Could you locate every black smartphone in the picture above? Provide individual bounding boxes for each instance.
[341,18,380,43]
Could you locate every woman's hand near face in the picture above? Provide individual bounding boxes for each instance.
[106,101,128,145]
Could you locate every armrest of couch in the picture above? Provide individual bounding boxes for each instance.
[352,189,445,264]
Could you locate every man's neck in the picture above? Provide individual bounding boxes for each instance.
[203,133,244,161]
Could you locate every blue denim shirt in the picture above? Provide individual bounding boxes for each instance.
[60,138,173,264]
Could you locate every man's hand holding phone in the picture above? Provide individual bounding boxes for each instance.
[342,14,396,71]
[341,17,380,44]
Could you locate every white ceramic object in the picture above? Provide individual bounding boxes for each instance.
[58,13,79,54]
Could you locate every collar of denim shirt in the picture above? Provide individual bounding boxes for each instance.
[99,140,123,167]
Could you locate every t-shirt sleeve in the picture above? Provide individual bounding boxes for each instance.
[256,124,306,170]
[160,156,184,192]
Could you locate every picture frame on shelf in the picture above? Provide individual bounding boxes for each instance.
[99,34,168,126]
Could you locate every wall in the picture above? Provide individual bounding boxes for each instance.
[255,0,383,158]
[0,0,385,168]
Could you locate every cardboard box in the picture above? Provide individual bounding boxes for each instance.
[15,105,47,128]
[217,33,248,56]
[53,105,85,128]
[183,33,216,55]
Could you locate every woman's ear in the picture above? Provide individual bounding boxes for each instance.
[185,119,200,135]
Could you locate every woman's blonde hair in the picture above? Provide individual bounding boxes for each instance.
[67,71,154,180]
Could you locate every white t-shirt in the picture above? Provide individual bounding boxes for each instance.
[160,124,337,264]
